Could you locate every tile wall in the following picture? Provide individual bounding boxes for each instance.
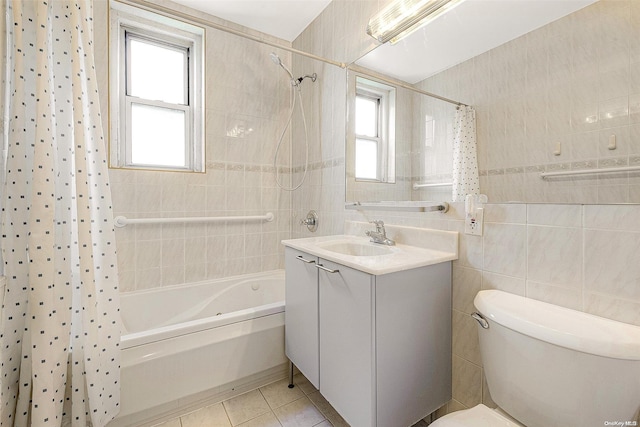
[94,0,293,292]
[417,0,640,203]
[293,0,640,417]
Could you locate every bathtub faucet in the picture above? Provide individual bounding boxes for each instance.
[366,220,395,246]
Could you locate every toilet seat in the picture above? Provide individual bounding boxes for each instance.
[430,404,524,427]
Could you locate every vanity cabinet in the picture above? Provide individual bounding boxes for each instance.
[285,247,452,427]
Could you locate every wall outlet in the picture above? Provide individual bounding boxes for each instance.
[465,207,484,236]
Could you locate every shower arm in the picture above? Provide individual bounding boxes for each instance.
[295,73,317,85]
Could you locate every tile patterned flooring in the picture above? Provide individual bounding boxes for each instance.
[154,373,432,427]
[154,374,347,427]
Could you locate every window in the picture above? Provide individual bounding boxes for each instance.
[354,77,396,182]
[110,1,204,172]
[355,93,380,180]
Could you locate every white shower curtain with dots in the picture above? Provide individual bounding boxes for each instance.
[452,105,480,202]
[0,1,121,426]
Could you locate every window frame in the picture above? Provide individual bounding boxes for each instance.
[354,78,396,183]
[109,1,205,172]
[355,91,383,181]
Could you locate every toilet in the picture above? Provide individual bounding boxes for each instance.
[432,290,640,427]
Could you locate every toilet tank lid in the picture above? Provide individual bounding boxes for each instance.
[474,290,640,361]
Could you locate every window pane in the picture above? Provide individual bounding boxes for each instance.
[355,96,378,137]
[129,37,186,104]
[356,138,378,180]
[131,104,186,167]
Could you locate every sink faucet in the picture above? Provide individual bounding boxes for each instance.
[366,220,395,246]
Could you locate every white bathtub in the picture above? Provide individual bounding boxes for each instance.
[110,270,287,426]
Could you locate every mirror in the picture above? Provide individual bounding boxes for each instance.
[346,0,640,205]
[346,68,457,204]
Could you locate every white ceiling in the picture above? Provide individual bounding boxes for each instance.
[357,0,598,84]
[167,0,331,42]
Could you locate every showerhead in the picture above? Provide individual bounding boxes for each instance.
[269,52,281,66]
[270,52,294,80]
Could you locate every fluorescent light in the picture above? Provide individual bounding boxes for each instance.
[366,0,465,45]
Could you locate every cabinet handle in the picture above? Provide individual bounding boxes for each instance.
[316,263,339,273]
[296,255,315,264]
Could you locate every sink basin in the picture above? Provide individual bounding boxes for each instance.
[318,241,393,257]
[283,227,459,275]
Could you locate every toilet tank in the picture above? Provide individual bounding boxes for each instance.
[474,290,640,427]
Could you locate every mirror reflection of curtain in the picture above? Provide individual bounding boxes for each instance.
[452,106,479,202]
[1,1,121,425]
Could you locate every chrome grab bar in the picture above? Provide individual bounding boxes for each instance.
[540,165,640,178]
[296,255,315,264]
[114,212,274,227]
[345,202,449,213]
[412,182,453,189]
[316,264,339,273]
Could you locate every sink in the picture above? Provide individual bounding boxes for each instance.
[318,241,393,257]
[282,228,459,275]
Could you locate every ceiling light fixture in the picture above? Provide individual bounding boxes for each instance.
[366,0,465,45]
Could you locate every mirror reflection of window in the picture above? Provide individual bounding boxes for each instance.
[355,95,378,137]
[354,77,396,183]
[355,138,379,180]
[355,94,381,180]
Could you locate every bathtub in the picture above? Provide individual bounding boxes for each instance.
[109,270,287,427]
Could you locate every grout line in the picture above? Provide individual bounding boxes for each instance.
[220,400,234,427]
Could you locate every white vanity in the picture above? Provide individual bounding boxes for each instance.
[282,222,459,427]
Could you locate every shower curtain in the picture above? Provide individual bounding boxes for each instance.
[452,106,480,202]
[0,1,121,426]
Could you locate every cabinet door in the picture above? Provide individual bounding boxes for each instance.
[375,262,452,427]
[285,248,319,388]
[319,259,375,427]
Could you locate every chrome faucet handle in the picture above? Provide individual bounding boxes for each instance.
[365,220,395,246]
[369,220,385,233]
[300,210,318,232]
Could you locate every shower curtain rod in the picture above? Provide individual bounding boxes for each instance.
[117,0,347,70]
[348,64,468,108]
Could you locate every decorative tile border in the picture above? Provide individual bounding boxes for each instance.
[478,156,635,178]
[206,155,640,184]
[203,160,348,175]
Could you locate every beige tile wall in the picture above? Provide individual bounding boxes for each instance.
[417,0,640,203]
[94,0,294,292]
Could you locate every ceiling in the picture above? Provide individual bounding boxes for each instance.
[357,0,599,84]
[168,0,331,42]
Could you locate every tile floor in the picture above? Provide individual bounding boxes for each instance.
[154,373,432,427]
